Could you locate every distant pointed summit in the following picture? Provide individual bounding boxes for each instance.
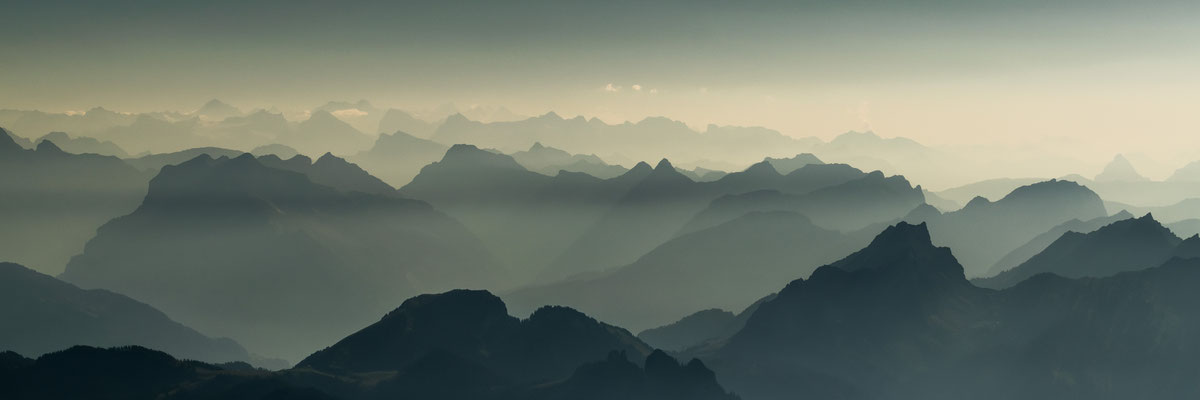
[654,158,674,171]
[1095,154,1149,182]
[0,128,24,153]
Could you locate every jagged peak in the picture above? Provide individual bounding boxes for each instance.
[654,158,674,171]
[530,142,545,151]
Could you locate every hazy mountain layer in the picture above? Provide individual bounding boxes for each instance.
[906,179,1107,277]
[0,128,150,274]
[985,210,1135,276]
[0,262,250,365]
[697,221,1200,400]
[60,154,501,361]
[975,213,1183,289]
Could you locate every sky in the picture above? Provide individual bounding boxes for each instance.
[3,0,1200,170]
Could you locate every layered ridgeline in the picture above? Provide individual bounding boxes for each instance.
[349,130,449,187]
[403,145,923,284]
[60,153,502,361]
[637,294,776,352]
[430,112,817,168]
[975,213,1188,289]
[0,128,151,274]
[503,211,865,332]
[0,290,736,400]
[511,142,630,179]
[694,222,1200,400]
[985,210,1135,276]
[296,289,736,400]
[0,262,250,365]
[905,179,1107,277]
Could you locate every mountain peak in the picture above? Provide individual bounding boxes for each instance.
[825,221,965,283]
[439,144,527,171]
[654,158,674,171]
[35,139,65,154]
[1095,153,1149,182]
[530,141,546,151]
[742,160,780,175]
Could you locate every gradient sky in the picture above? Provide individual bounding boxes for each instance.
[4,0,1199,170]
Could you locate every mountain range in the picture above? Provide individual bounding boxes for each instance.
[60,153,502,361]
[691,221,1200,399]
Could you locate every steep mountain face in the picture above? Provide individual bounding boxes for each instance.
[907,179,1108,277]
[34,131,128,157]
[985,210,1135,276]
[299,290,650,382]
[0,262,249,364]
[511,142,628,179]
[60,154,501,361]
[349,130,449,187]
[637,294,776,352]
[698,221,1200,400]
[0,128,150,274]
[975,213,1183,289]
[505,211,861,331]
[284,110,374,156]
[1095,154,1149,182]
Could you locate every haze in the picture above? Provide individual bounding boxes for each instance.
[4,0,1200,181]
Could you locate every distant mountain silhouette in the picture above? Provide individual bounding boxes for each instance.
[401,145,653,282]
[637,294,776,352]
[906,179,1107,277]
[975,213,1183,289]
[921,189,961,212]
[193,99,243,121]
[60,154,501,360]
[249,143,301,159]
[0,262,250,364]
[0,128,150,273]
[1106,198,1200,224]
[1095,154,1149,182]
[763,153,823,174]
[34,131,128,157]
[403,146,918,283]
[349,130,450,186]
[378,108,439,138]
[1168,219,1200,238]
[1167,160,1200,182]
[430,113,816,169]
[676,167,921,235]
[283,110,374,156]
[505,211,861,331]
[933,177,1044,206]
[695,221,1200,399]
[511,142,629,179]
[124,147,246,171]
[312,99,384,134]
[985,210,1135,276]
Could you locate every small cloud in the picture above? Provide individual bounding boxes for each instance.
[64,110,85,116]
[649,89,659,94]
[332,108,368,118]
[604,83,620,92]
[632,84,642,91]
